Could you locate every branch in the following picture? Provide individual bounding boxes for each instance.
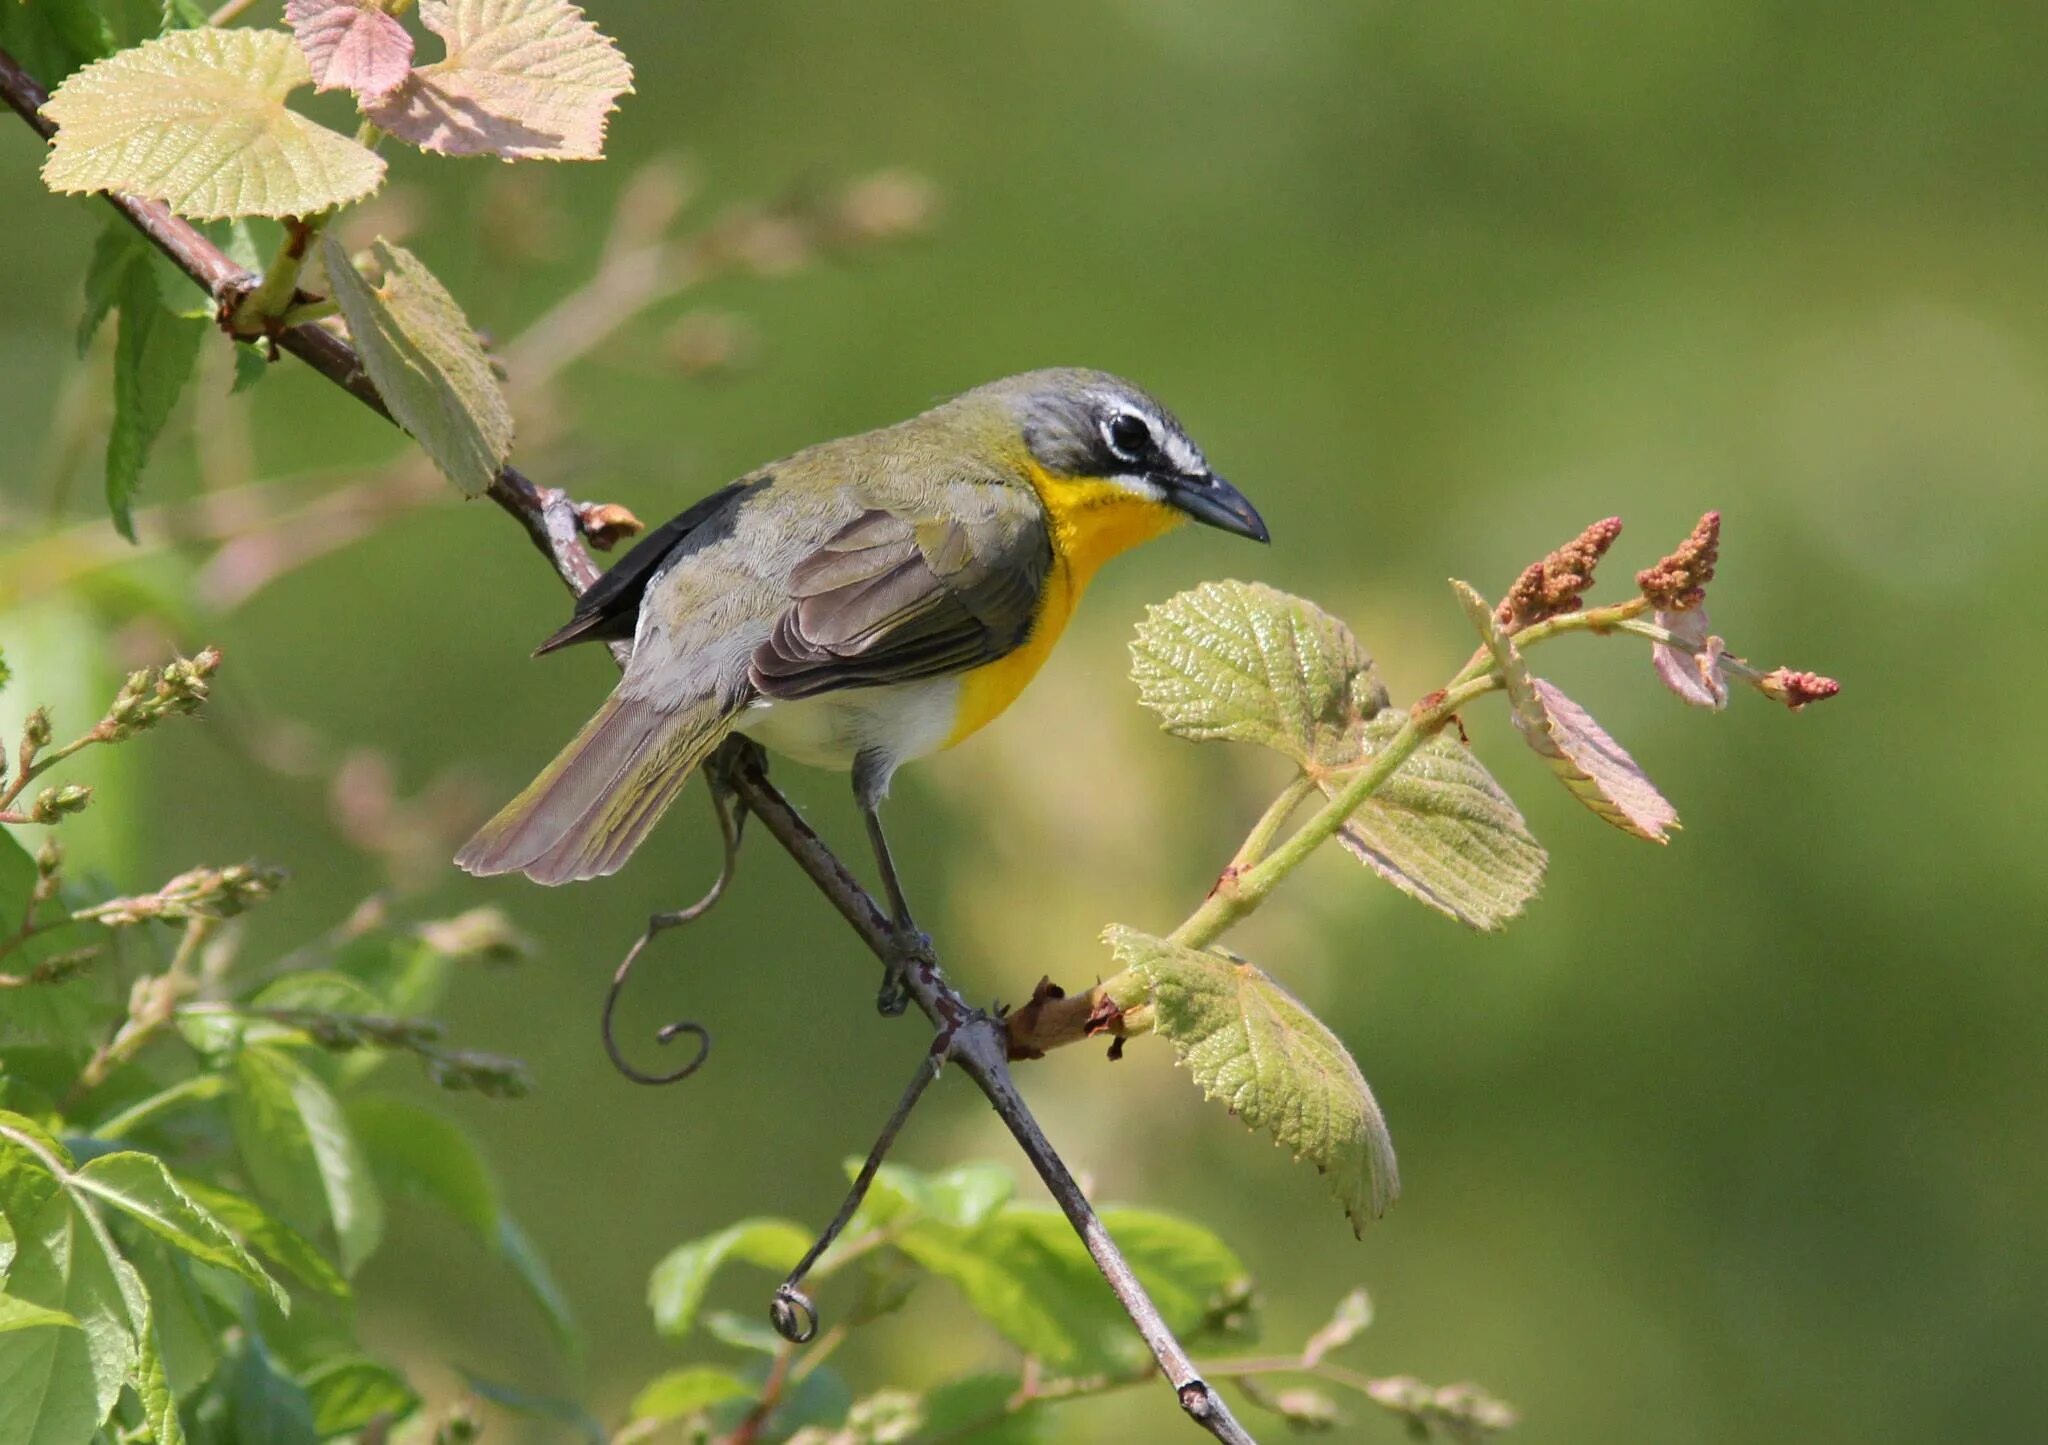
[0,46,1255,1443]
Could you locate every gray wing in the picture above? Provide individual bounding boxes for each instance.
[750,505,1053,700]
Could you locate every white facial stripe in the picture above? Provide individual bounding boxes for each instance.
[1111,473,1167,502]
[1160,430,1205,477]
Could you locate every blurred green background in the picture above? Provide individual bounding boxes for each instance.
[4,1,2043,1440]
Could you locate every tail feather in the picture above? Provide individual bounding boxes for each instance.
[455,693,736,885]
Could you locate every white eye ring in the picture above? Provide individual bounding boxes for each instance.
[1103,412,1153,463]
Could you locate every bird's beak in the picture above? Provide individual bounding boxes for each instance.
[1162,472,1270,543]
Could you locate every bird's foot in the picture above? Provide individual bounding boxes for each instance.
[875,925,935,1016]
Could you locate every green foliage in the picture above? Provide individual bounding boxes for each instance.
[320,234,514,498]
[107,246,204,539]
[1104,927,1397,1234]
[650,1217,811,1338]
[0,646,568,1443]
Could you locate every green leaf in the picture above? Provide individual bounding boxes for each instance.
[845,1160,1015,1234]
[1129,581,1388,769]
[108,257,203,540]
[126,1243,220,1403]
[230,344,270,394]
[132,1303,184,1445]
[174,1178,349,1303]
[627,1365,753,1426]
[1105,928,1397,1234]
[226,1334,317,1445]
[1322,714,1546,930]
[648,1217,810,1338]
[300,1355,420,1437]
[0,0,116,85]
[343,1097,495,1235]
[495,1213,579,1357]
[363,0,634,161]
[896,1201,1249,1372]
[0,1293,80,1335]
[700,1308,783,1355]
[227,1047,383,1276]
[40,27,387,219]
[321,234,513,498]
[0,1187,139,1444]
[79,222,149,356]
[70,1153,286,1309]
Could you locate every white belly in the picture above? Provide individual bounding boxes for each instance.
[735,678,962,775]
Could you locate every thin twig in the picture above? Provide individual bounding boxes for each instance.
[0,47,1256,1441]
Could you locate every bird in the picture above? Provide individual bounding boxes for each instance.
[455,368,1268,1005]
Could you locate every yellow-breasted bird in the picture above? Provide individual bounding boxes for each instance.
[456,369,1267,1002]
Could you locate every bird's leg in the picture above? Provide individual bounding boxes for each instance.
[853,752,922,1016]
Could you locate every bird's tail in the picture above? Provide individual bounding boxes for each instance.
[455,692,738,885]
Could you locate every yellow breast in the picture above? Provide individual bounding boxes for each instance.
[944,467,1184,746]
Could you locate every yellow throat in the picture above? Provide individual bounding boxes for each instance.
[945,464,1184,746]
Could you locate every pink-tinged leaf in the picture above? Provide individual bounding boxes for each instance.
[1453,578,1678,843]
[1523,680,1678,842]
[363,0,633,161]
[1650,607,1728,709]
[286,0,415,98]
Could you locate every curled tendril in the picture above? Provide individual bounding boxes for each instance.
[768,1043,946,1341]
[599,770,745,1086]
[770,1283,818,1344]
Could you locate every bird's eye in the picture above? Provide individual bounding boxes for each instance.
[1105,413,1153,462]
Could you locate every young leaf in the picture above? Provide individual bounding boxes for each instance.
[1106,927,1397,1234]
[70,1152,287,1309]
[363,0,634,161]
[1455,580,1678,843]
[0,1294,80,1335]
[299,1355,420,1436]
[321,234,513,498]
[125,1242,221,1405]
[648,1218,810,1338]
[842,1160,1014,1234]
[1651,606,1728,709]
[627,1365,754,1427]
[1325,715,1547,930]
[132,1304,184,1445]
[0,1188,139,1443]
[108,258,203,539]
[896,1202,1248,1371]
[78,222,149,356]
[174,1178,349,1303]
[39,28,387,219]
[285,0,414,98]
[1129,580,1388,769]
[231,343,271,394]
[227,1046,384,1276]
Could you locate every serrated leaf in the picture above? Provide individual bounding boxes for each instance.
[628,1365,754,1426]
[70,1152,287,1309]
[363,0,633,161]
[1106,928,1396,1234]
[79,222,149,356]
[174,1178,349,1303]
[896,1202,1249,1371]
[285,0,414,97]
[0,1293,80,1335]
[40,28,386,219]
[125,1243,219,1404]
[227,1047,383,1276]
[133,1304,184,1445]
[1130,580,1388,769]
[1651,606,1728,709]
[300,1355,420,1436]
[1454,580,1678,843]
[1326,715,1546,929]
[108,258,203,540]
[0,1187,138,1444]
[322,234,512,497]
[648,1217,809,1338]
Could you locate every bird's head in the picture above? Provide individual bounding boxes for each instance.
[979,369,1270,544]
